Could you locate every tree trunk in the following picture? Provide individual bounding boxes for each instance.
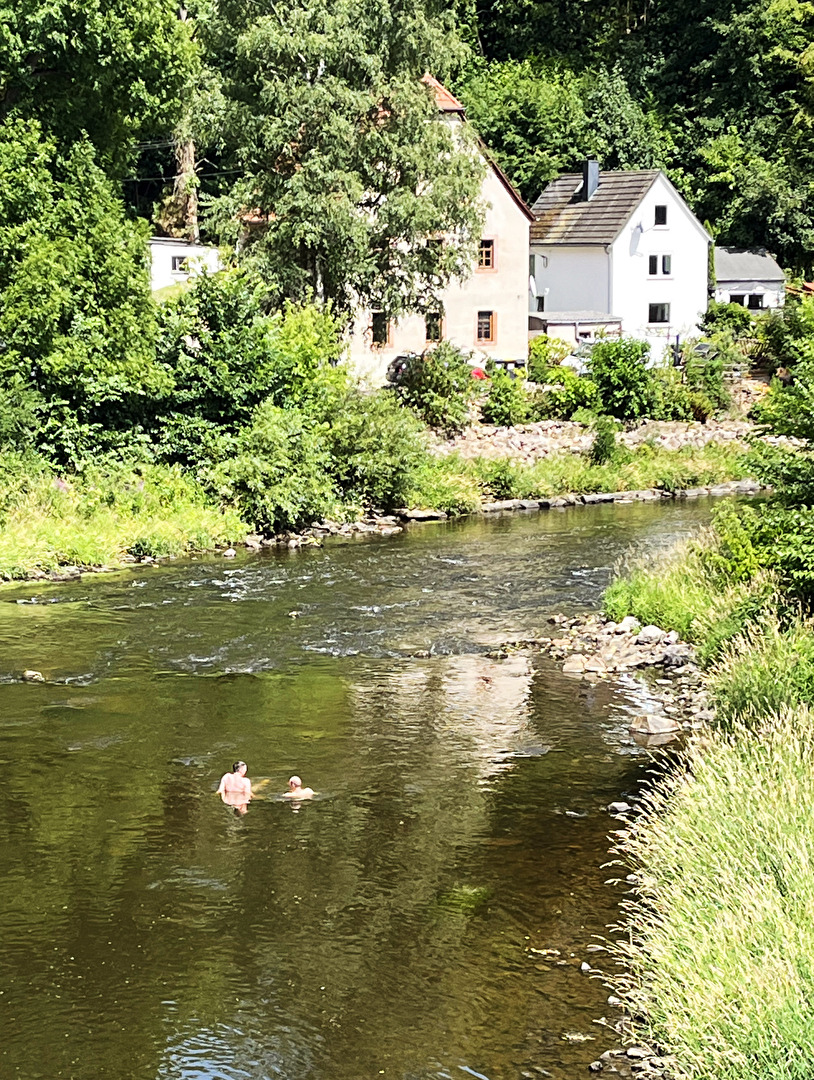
[173,136,199,242]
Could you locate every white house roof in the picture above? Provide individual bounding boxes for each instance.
[714,247,785,290]
[540,311,622,324]
[530,170,661,244]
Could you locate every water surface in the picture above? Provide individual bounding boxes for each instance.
[0,501,711,1080]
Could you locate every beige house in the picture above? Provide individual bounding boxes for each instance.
[349,78,534,382]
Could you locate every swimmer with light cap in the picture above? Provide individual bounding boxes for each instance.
[283,775,315,799]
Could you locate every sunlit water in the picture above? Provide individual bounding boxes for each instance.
[0,501,713,1080]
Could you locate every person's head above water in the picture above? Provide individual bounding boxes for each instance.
[288,775,302,789]
[233,761,247,774]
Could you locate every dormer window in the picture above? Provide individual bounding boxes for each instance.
[654,205,667,227]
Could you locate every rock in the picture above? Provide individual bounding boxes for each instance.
[662,643,692,667]
[519,499,541,509]
[562,655,587,674]
[616,616,641,634]
[636,624,665,645]
[287,538,301,550]
[588,1061,603,1072]
[222,548,237,558]
[379,526,402,537]
[482,499,525,513]
[626,1047,650,1059]
[735,478,761,494]
[584,656,608,674]
[49,566,81,582]
[630,713,680,735]
[580,961,592,973]
[581,492,616,504]
[244,534,263,550]
[664,630,680,645]
[22,669,45,683]
[608,801,631,814]
[402,508,448,521]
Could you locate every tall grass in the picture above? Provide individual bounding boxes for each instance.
[613,706,814,1080]
[0,463,247,578]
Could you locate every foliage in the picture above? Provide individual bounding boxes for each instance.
[587,415,619,465]
[612,705,814,1080]
[588,338,653,420]
[202,0,484,315]
[480,367,528,426]
[405,454,481,514]
[757,296,814,372]
[651,365,694,421]
[701,299,754,336]
[527,334,571,383]
[529,366,601,420]
[394,342,476,434]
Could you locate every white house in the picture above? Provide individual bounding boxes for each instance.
[148,237,221,293]
[529,162,712,358]
[349,77,534,382]
[713,247,785,310]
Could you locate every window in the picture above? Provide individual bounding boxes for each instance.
[371,311,389,346]
[654,205,667,226]
[171,255,189,273]
[730,294,745,306]
[747,294,764,310]
[648,303,670,324]
[478,239,495,269]
[649,254,672,276]
[536,296,546,312]
[426,237,443,255]
[662,254,672,275]
[529,254,536,276]
[477,310,496,342]
[649,254,658,275]
[425,312,442,343]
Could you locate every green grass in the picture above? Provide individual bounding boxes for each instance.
[613,706,814,1080]
[416,441,747,511]
[0,462,247,579]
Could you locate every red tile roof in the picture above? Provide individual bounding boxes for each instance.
[422,73,465,114]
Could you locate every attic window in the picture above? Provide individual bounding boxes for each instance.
[654,205,667,226]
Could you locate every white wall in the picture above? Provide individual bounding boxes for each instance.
[609,174,710,360]
[349,166,531,383]
[148,238,221,292]
[529,245,610,314]
[713,285,784,310]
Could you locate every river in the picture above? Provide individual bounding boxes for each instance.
[0,500,711,1080]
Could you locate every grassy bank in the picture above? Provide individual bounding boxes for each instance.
[605,512,814,1078]
[0,440,749,581]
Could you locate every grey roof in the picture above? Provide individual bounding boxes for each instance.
[537,310,622,324]
[530,170,660,244]
[714,247,785,288]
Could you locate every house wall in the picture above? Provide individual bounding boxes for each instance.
[349,166,531,383]
[529,245,610,314]
[713,285,785,309]
[609,174,709,360]
[148,238,221,292]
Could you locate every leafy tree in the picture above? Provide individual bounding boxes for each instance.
[0,0,195,171]
[589,338,653,420]
[201,0,485,316]
[394,342,477,434]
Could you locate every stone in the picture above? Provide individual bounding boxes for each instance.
[580,961,592,973]
[608,801,631,814]
[22,669,45,683]
[378,526,402,537]
[222,548,237,558]
[581,492,616,504]
[482,499,524,513]
[616,616,641,634]
[636,624,665,645]
[662,643,692,667]
[588,1061,603,1072]
[584,657,608,674]
[629,713,680,735]
[244,534,263,550]
[562,655,587,674]
[626,1047,650,1059]
[518,499,540,509]
[402,508,448,521]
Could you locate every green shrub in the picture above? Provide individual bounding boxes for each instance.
[651,364,694,421]
[529,366,601,419]
[587,415,619,465]
[394,342,476,435]
[701,298,754,335]
[527,334,571,382]
[471,456,525,499]
[405,455,481,514]
[323,388,429,509]
[480,367,529,426]
[211,402,339,531]
[589,337,654,420]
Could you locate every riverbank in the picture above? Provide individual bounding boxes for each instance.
[592,522,814,1079]
[0,437,755,583]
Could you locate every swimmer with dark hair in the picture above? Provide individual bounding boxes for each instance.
[217,761,252,814]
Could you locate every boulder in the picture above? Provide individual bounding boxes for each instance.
[402,508,448,521]
[629,713,680,735]
[562,655,587,674]
[616,615,641,634]
[636,624,665,645]
[22,669,45,683]
[222,548,237,558]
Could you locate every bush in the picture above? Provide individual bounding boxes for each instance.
[587,415,619,465]
[527,334,571,382]
[394,342,476,435]
[323,388,429,509]
[471,456,525,499]
[480,366,529,426]
[651,365,694,421]
[529,365,601,420]
[701,298,754,336]
[589,338,653,420]
[211,402,339,531]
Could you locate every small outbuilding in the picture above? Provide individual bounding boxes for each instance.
[712,247,785,310]
[148,237,221,293]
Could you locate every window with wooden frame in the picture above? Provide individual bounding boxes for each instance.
[477,239,495,270]
[371,311,390,347]
[476,310,496,343]
[425,312,442,343]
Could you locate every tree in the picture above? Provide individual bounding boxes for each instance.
[200,0,485,317]
[0,0,195,172]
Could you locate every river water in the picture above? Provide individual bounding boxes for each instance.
[0,501,711,1080]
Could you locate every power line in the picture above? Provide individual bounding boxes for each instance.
[122,168,243,182]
